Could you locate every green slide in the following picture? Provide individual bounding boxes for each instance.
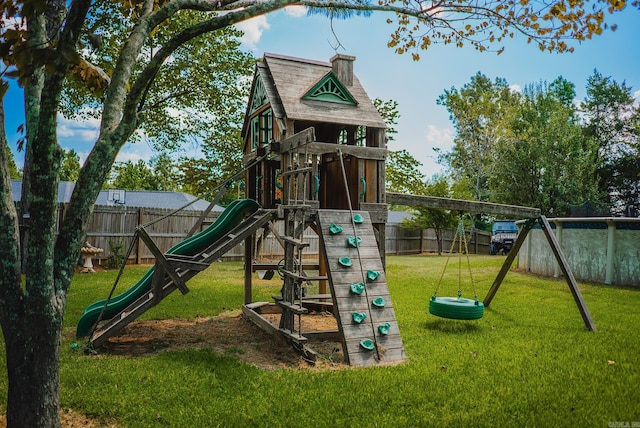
[76,198,260,338]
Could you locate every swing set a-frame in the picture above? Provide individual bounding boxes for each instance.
[386,192,597,332]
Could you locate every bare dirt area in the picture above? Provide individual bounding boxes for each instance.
[85,309,346,370]
[0,409,118,428]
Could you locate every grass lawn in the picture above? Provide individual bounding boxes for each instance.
[1,255,639,427]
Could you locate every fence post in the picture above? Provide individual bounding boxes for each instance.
[136,207,143,264]
[474,228,478,254]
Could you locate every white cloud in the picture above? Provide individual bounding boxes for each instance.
[57,114,100,143]
[115,150,146,163]
[634,90,640,106]
[510,84,522,93]
[398,124,453,176]
[236,15,270,50]
[424,124,454,151]
[285,6,307,17]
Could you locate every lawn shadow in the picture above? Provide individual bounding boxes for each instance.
[423,318,482,333]
[483,307,519,324]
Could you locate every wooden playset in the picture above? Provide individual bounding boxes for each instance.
[77,53,595,368]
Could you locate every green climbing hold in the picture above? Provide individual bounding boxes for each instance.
[367,270,380,281]
[338,257,352,267]
[353,213,364,224]
[352,312,367,324]
[378,322,391,335]
[329,223,343,234]
[372,297,386,308]
[347,235,362,248]
[360,339,375,351]
[349,282,365,295]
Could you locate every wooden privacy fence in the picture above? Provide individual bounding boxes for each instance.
[81,206,492,266]
[385,226,491,255]
[85,206,224,265]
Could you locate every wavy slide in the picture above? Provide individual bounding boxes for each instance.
[76,198,260,338]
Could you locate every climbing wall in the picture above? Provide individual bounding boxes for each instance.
[317,210,406,367]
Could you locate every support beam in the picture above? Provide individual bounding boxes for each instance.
[484,218,536,307]
[484,216,596,332]
[537,216,596,331]
[387,192,541,218]
[137,227,189,295]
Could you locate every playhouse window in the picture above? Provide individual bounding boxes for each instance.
[251,108,273,150]
[356,126,366,146]
[338,129,348,145]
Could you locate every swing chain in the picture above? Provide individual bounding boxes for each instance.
[432,213,478,302]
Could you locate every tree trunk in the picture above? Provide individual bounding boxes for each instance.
[4,319,62,427]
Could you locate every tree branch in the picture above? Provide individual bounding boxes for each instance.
[0,92,24,325]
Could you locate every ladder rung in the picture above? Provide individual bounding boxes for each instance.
[281,270,327,282]
[280,270,308,281]
[303,294,332,300]
[281,167,312,177]
[278,204,312,211]
[282,236,309,248]
[277,301,308,314]
[279,328,308,343]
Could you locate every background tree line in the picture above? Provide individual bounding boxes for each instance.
[435,70,639,217]
[384,70,639,252]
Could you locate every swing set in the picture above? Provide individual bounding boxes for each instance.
[386,192,596,331]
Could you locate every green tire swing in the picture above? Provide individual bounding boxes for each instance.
[429,296,484,320]
[429,214,484,320]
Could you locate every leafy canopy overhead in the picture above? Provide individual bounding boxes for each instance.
[385,0,635,58]
[2,0,638,90]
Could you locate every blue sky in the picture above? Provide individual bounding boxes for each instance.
[5,5,640,177]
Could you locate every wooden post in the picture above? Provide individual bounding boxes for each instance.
[136,208,143,265]
[484,216,596,332]
[474,229,478,254]
[318,235,327,296]
[244,235,253,304]
[484,218,536,307]
[136,227,189,295]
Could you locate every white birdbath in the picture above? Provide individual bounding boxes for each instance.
[81,242,104,273]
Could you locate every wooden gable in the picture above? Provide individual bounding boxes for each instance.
[302,72,357,106]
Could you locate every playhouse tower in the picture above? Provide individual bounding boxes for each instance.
[240,53,405,366]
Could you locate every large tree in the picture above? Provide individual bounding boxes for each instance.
[436,72,520,201]
[581,70,640,215]
[108,154,181,191]
[59,149,81,182]
[489,78,601,215]
[0,0,636,426]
